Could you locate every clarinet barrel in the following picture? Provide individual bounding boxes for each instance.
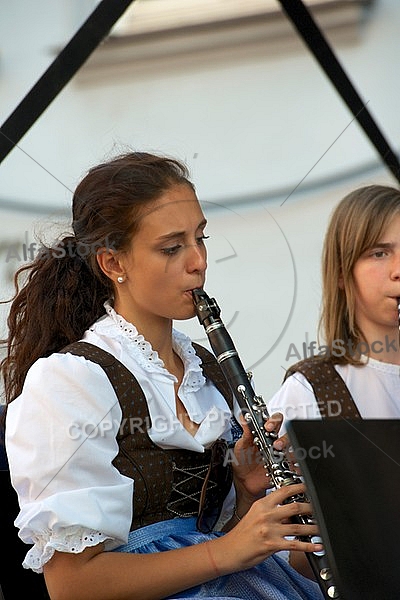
[192,288,340,600]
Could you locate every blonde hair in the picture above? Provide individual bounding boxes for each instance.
[319,184,400,364]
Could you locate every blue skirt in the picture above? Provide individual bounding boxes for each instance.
[113,517,324,600]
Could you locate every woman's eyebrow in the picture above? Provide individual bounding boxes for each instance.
[197,218,208,230]
[156,219,207,242]
[372,242,394,248]
[156,230,185,242]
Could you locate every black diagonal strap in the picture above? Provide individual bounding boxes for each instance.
[284,358,361,420]
[0,0,134,164]
[278,0,400,184]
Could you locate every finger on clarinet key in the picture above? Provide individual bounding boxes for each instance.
[272,433,289,452]
[264,412,283,433]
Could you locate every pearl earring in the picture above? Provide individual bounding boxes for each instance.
[117,276,125,284]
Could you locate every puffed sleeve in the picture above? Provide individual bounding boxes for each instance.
[267,371,321,435]
[5,353,133,573]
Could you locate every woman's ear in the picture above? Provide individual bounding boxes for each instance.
[338,272,344,289]
[96,249,125,284]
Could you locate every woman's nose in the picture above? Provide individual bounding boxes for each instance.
[186,243,207,272]
[391,254,400,279]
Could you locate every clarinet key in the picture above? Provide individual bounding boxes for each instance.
[311,535,325,556]
[327,585,340,598]
[320,568,332,581]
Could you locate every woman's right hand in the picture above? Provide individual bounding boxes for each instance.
[43,483,321,600]
[212,483,322,574]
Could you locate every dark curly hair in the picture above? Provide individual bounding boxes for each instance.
[1,151,193,405]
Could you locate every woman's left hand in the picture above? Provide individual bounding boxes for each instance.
[232,413,283,505]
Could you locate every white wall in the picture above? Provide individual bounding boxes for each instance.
[0,0,399,400]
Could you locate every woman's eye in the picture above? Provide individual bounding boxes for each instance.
[197,235,210,245]
[162,244,182,256]
[161,235,209,255]
[372,250,387,258]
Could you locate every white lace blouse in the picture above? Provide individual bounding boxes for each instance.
[5,303,235,573]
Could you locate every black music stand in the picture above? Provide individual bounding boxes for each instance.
[287,419,400,600]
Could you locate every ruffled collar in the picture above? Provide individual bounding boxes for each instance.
[94,302,206,391]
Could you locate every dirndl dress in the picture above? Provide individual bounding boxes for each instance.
[113,517,324,600]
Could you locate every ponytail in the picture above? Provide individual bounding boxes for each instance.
[1,235,111,404]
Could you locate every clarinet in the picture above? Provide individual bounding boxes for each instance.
[192,288,340,600]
